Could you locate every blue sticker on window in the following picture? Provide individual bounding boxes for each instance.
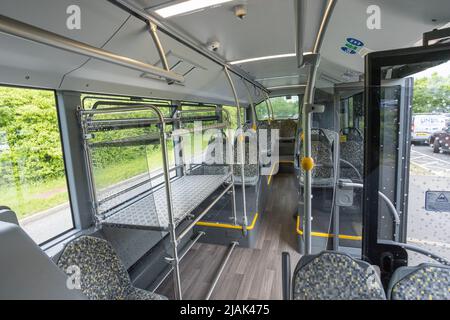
[341,47,357,55]
[346,38,364,47]
[341,38,364,55]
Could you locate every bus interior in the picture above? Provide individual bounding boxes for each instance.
[1,0,450,301]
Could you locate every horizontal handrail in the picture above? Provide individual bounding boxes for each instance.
[0,14,184,83]
[108,0,268,94]
[379,240,450,266]
[339,181,400,242]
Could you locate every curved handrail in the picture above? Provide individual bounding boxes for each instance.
[242,79,258,129]
[224,66,248,229]
[379,240,450,266]
[339,159,363,181]
[339,181,400,242]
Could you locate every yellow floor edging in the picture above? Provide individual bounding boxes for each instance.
[296,215,362,241]
[267,160,295,186]
[196,213,259,230]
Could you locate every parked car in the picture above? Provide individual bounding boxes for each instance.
[411,113,450,144]
[430,125,450,153]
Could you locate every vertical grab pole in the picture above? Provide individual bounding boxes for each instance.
[147,21,173,85]
[222,108,238,226]
[157,109,182,300]
[301,59,318,255]
[265,92,275,122]
[301,0,337,255]
[224,66,248,229]
[242,79,258,130]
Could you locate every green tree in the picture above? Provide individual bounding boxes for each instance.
[413,73,450,114]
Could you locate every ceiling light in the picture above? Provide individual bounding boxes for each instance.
[155,0,233,18]
[229,53,296,65]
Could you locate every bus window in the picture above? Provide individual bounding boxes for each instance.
[268,96,299,120]
[0,86,73,244]
[255,101,270,121]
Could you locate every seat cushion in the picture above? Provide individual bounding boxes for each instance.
[127,287,168,300]
[293,251,386,300]
[388,264,450,300]
[57,236,132,300]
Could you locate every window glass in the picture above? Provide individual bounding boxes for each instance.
[80,97,176,214]
[269,96,299,120]
[0,86,73,244]
[178,105,219,162]
[255,101,270,120]
[223,106,245,129]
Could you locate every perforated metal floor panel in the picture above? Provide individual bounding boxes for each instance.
[102,174,229,230]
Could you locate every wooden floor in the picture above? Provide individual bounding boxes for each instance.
[156,174,301,300]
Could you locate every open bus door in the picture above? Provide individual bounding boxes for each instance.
[364,42,450,286]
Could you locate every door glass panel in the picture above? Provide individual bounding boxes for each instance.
[338,90,365,252]
[377,60,450,265]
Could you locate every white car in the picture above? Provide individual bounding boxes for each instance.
[411,113,450,144]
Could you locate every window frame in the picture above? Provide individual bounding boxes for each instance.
[0,84,76,246]
[265,95,300,121]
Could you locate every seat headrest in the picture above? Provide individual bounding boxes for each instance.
[0,221,86,299]
[0,209,19,225]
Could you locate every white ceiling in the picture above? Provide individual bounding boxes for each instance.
[0,0,449,104]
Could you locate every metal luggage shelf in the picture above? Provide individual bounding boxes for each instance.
[89,134,161,148]
[102,173,231,231]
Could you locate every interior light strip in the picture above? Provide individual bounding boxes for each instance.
[229,53,296,65]
[155,0,233,18]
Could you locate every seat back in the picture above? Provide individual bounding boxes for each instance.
[299,130,335,186]
[0,207,19,225]
[233,127,259,185]
[0,221,85,299]
[293,251,386,300]
[278,120,297,140]
[388,264,450,300]
[340,140,363,180]
[57,235,132,300]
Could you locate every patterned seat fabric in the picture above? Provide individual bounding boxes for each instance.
[293,251,386,300]
[388,264,450,300]
[257,121,277,154]
[279,120,297,139]
[233,138,259,185]
[340,141,363,180]
[299,140,334,184]
[57,236,167,300]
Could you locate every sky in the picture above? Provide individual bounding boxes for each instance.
[413,60,450,79]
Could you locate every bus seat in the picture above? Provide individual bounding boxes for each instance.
[340,141,363,181]
[388,264,450,300]
[57,235,167,300]
[339,128,363,181]
[0,208,19,225]
[0,221,86,299]
[233,131,259,185]
[290,251,386,300]
[299,135,334,187]
[279,120,297,140]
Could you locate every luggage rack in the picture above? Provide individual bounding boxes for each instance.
[101,171,233,231]
[78,99,239,300]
